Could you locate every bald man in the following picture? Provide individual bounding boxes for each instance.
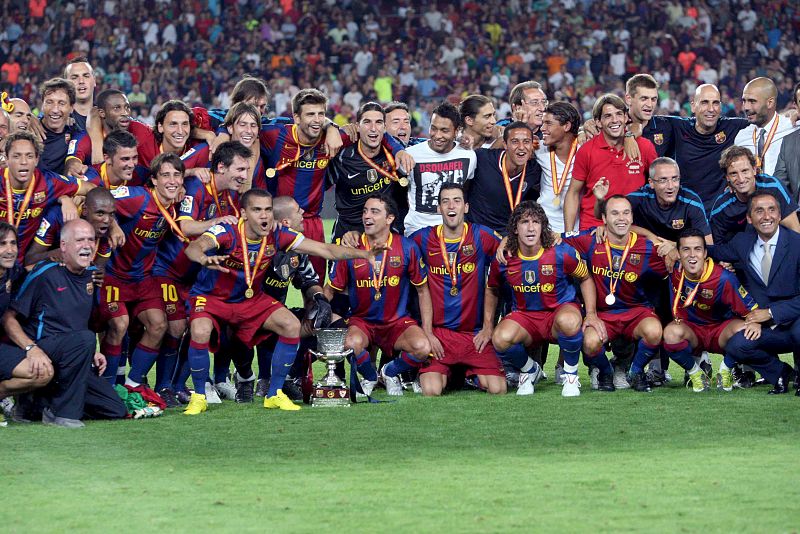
[1,219,126,427]
[734,77,800,175]
[7,98,33,135]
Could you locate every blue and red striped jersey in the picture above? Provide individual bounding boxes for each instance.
[106,186,177,283]
[84,162,147,189]
[329,232,427,323]
[668,259,757,325]
[33,204,112,260]
[565,230,668,312]
[190,221,303,303]
[411,223,500,332]
[0,168,80,261]
[488,243,587,312]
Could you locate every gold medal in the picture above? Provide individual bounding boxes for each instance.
[245,288,254,299]
[549,139,577,201]
[151,187,189,243]
[238,220,268,301]
[357,141,404,186]
[266,168,276,178]
[552,197,561,207]
[438,224,467,300]
[398,177,409,187]
[450,286,458,296]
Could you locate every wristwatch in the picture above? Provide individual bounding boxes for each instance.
[24,343,36,352]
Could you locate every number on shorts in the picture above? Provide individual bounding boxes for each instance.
[106,286,120,302]
[161,283,179,302]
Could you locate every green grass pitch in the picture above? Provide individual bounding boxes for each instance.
[3,219,799,531]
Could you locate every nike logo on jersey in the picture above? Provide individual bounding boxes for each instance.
[354,262,366,268]
[594,250,606,255]
[142,214,157,220]
[56,287,67,292]
[428,251,441,256]
[507,270,519,275]
[347,172,361,180]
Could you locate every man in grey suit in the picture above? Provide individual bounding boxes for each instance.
[774,82,800,201]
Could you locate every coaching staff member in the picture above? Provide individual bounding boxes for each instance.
[1,219,125,427]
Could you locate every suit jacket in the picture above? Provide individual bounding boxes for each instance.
[709,226,800,325]
[774,129,800,202]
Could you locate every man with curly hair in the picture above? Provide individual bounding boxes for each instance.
[486,201,605,397]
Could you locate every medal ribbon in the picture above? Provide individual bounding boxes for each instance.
[100,163,111,189]
[500,152,526,210]
[603,233,634,299]
[671,259,714,322]
[150,188,189,243]
[357,141,399,182]
[238,219,268,296]
[752,116,779,171]
[549,138,577,197]
[3,168,36,228]
[363,233,392,297]
[209,173,240,218]
[437,223,467,293]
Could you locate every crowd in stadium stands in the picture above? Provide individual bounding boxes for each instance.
[2,0,799,132]
[1,2,800,429]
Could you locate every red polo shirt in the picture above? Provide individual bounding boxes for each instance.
[572,134,656,230]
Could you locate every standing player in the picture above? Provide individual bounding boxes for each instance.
[564,94,657,231]
[1,131,92,261]
[384,102,426,147]
[328,102,407,241]
[151,142,250,405]
[487,201,603,397]
[326,194,432,396]
[460,95,498,149]
[508,81,547,139]
[467,121,540,236]
[128,100,195,170]
[537,102,580,233]
[260,89,411,277]
[99,153,185,388]
[565,195,669,392]
[184,189,385,414]
[411,183,506,396]
[710,145,799,243]
[63,57,96,131]
[663,229,759,392]
[405,101,476,236]
[65,89,132,174]
[84,130,144,189]
[223,103,265,191]
[37,78,84,175]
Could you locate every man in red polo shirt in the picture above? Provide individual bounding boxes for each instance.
[564,94,657,231]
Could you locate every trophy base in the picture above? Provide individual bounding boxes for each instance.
[311,386,351,407]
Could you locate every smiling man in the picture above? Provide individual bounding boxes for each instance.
[536,103,580,233]
[63,57,96,131]
[564,94,657,231]
[709,145,799,243]
[460,94,498,149]
[37,78,84,175]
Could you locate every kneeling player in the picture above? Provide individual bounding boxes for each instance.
[184,189,383,414]
[325,194,432,397]
[411,183,506,396]
[487,201,604,397]
[663,229,759,392]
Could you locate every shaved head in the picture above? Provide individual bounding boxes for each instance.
[742,77,778,127]
[744,77,778,100]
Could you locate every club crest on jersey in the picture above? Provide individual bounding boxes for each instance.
[265,244,276,257]
[715,132,726,144]
[653,133,663,146]
[671,219,685,229]
[524,270,536,284]
[388,275,400,287]
[701,289,714,299]
[624,271,638,283]
[462,262,475,273]
[86,282,93,295]
[461,244,474,256]
[390,255,402,268]
[34,191,46,204]
[290,255,299,268]
[367,169,378,183]
[628,253,641,266]
[166,303,177,315]
[541,264,554,276]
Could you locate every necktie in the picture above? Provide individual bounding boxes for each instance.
[761,242,772,284]
[757,128,766,157]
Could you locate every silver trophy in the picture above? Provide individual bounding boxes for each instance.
[309,328,353,407]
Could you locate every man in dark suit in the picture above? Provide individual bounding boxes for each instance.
[773,82,800,202]
[708,190,798,395]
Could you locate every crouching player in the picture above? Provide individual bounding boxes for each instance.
[663,228,759,392]
[411,183,506,396]
[324,194,432,397]
[487,201,604,397]
[183,188,384,414]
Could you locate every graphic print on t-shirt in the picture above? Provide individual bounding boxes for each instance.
[413,158,470,214]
